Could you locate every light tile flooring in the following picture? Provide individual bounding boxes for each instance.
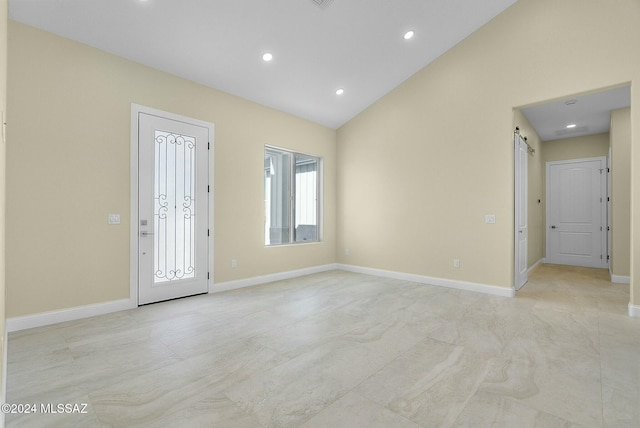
[6,264,640,427]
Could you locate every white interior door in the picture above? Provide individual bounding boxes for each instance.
[546,157,606,268]
[514,133,528,290]
[137,110,210,305]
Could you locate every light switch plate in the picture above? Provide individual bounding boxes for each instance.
[108,214,121,225]
[485,214,496,224]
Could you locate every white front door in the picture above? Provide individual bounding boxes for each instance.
[136,108,211,305]
[514,133,528,290]
[546,157,606,268]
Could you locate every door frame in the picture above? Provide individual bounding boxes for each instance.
[130,104,214,306]
[607,147,612,276]
[545,156,607,268]
[514,133,528,291]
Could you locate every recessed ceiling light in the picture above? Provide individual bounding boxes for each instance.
[403,30,415,40]
[336,88,344,95]
[566,124,577,128]
[262,53,273,62]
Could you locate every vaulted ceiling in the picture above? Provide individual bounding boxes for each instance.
[10,0,629,137]
[9,0,519,129]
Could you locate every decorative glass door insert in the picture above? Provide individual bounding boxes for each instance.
[154,130,196,283]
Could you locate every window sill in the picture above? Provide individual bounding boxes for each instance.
[265,241,324,248]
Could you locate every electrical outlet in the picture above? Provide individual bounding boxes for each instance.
[453,259,460,269]
[231,259,237,268]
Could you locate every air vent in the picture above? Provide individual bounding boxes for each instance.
[311,0,334,10]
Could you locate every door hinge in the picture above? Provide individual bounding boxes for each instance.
[607,167,610,173]
[208,142,210,150]
[208,185,210,193]
[207,272,210,279]
[607,226,610,231]
[207,229,210,237]
[607,197,610,202]
[607,255,610,260]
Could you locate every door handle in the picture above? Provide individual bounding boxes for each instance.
[550,225,557,229]
[140,231,155,237]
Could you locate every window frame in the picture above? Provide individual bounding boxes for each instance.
[264,145,323,246]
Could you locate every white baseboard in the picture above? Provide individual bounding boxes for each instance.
[7,264,338,332]
[210,264,338,293]
[10,260,626,332]
[2,328,7,426]
[336,264,515,297]
[611,273,630,284]
[6,298,136,333]
[528,258,544,273]
[629,303,640,318]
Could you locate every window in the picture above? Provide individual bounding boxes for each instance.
[264,146,322,245]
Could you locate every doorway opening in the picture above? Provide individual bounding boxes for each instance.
[513,84,631,294]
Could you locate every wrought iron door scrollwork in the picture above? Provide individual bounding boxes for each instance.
[153,131,197,283]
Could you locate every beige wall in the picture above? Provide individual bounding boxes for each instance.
[543,133,609,163]
[610,108,631,277]
[0,0,6,409]
[6,21,336,318]
[513,110,544,268]
[337,0,640,302]
[6,0,640,319]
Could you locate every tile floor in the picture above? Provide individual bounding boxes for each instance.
[6,264,640,427]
